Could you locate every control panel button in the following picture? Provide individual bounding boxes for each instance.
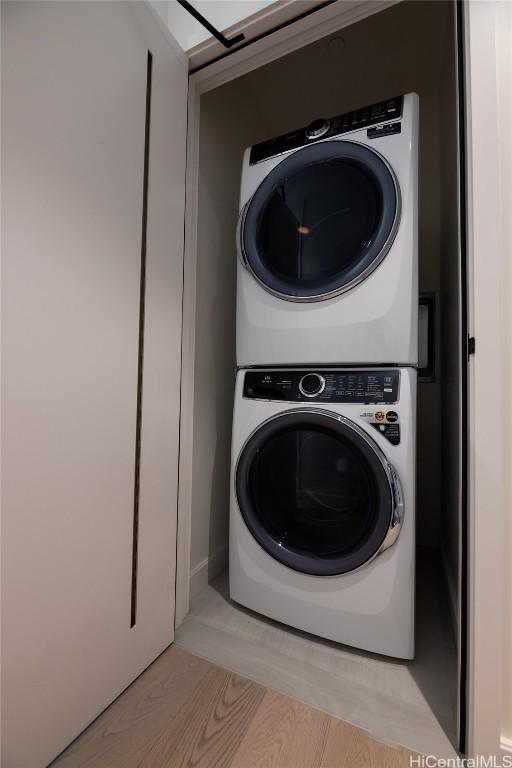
[386,411,399,422]
[306,119,330,140]
[299,373,326,397]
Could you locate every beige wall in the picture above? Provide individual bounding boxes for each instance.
[1,3,187,764]
[464,0,512,754]
[191,0,456,591]
[494,0,512,744]
[190,88,254,591]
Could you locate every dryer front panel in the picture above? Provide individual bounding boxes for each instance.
[240,141,399,301]
[235,410,399,576]
[236,92,419,367]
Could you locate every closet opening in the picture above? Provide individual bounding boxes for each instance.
[176,0,466,758]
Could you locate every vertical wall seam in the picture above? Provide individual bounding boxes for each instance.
[131,50,153,628]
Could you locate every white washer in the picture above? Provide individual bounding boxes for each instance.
[236,93,419,367]
[230,367,416,659]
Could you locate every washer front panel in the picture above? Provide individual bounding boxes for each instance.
[240,140,400,301]
[235,410,394,576]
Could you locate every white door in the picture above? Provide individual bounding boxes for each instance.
[1,3,187,767]
[463,0,511,757]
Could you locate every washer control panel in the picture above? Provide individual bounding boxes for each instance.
[249,96,403,164]
[243,370,400,404]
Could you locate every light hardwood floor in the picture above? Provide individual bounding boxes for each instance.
[52,645,417,768]
[175,551,458,759]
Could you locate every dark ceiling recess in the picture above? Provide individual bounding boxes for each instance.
[179,0,338,74]
[176,0,245,48]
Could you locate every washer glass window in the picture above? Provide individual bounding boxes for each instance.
[236,412,394,575]
[241,141,399,300]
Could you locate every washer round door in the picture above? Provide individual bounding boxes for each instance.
[239,141,400,301]
[235,410,400,576]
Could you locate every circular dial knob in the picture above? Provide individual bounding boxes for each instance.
[306,118,330,140]
[299,373,326,398]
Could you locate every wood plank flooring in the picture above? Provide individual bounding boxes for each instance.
[175,551,458,759]
[52,645,417,768]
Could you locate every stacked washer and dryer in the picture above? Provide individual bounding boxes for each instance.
[230,94,419,659]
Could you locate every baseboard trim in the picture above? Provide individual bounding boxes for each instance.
[189,544,229,601]
[441,545,458,643]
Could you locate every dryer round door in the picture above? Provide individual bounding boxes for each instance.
[235,410,400,576]
[239,141,400,301]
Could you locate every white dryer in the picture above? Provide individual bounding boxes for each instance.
[236,93,418,367]
[230,367,416,659]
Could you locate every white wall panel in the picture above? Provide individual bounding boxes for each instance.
[1,3,187,765]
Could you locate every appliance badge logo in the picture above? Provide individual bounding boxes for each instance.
[359,410,401,446]
[359,409,398,423]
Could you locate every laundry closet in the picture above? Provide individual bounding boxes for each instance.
[176,0,463,759]
[4,1,510,766]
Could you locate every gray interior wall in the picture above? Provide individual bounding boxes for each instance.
[191,0,456,590]
[190,90,254,586]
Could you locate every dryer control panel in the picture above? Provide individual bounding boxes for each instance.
[243,370,400,404]
[249,95,403,164]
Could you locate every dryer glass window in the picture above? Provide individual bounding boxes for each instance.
[259,161,381,286]
[236,412,394,576]
[241,142,398,300]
